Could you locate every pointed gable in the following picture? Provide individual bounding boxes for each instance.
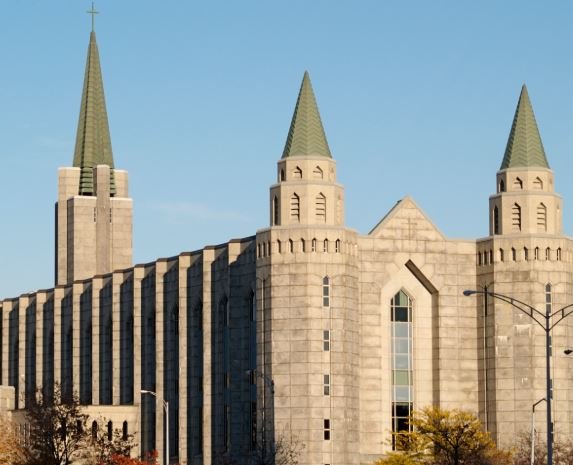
[369,197,445,241]
[282,71,332,159]
[500,85,549,170]
[73,32,115,195]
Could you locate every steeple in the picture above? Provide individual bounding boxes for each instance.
[500,85,549,170]
[282,71,332,159]
[73,31,115,195]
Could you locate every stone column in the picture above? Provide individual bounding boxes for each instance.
[133,265,144,455]
[202,249,214,464]
[92,277,104,405]
[18,296,28,409]
[53,288,64,389]
[36,291,48,394]
[155,261,166,465]
[112,271,123,405]
[178,254,191,464]
[72,283,82,395]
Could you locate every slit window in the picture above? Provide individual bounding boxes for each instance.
[322,277,330,307]
[323,374,330,395]
[323,330,330,351]
[324,419,331,440]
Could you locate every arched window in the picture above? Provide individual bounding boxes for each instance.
[512,248,517,261]
[288,239,294,253]
[107,421,113,441]
[312,238,317,252]
[313,166,324,179]
[537,203,547,232]
[301,238,306,253]
[477,253,482,266]
[323,239,329,253]
[513,177,523,190]
[257,244,261,258]
[277,239,282,254]
[122,421,128,441]
[489,250,493,264]
[280,169,285,181]
[524,247,529,261]
[499,179,505,192]
[293,166,302,179]
[322,277,330,307]
[273,196,279,226]
[533,177,543,190]
[267,241,271,256]
[499,249,504,262]
[546,247,551,260]
[316,193,326,223]
[535,247,539,260]
[335,239,341,253]
[557,248,562,261]
[290,194,300,223]
[91,421,98,440]
[512,203,521,231]
[493,206,500,235]
[390,290,413,448]
[483,251,488,265]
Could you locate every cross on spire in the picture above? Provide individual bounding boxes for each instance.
[87,2,99,32]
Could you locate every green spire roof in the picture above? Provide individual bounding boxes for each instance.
[282,71,332,159]
[500,85,549,170]
[73,31,115,195]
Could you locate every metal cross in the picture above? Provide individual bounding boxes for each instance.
[87,2,99,32]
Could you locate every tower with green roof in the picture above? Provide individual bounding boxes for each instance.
[55,28,133,286]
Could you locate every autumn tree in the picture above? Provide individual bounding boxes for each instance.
[26,384,89,465]
[0,412,26,465]
[512,432,573,465]
[377,407,511,465]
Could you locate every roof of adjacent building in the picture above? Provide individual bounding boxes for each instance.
[282,71,332,159]
[500,85,549,170]
[73,31,115,195]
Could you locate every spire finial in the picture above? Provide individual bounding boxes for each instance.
[87,2,99,32]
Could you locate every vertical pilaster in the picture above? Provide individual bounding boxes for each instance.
[178,254,191,464]
[92,277,104,405]
[133,265,144,455]
[155,261,166,465]
[202,249,214,464]
[1,300,10,387]
[36,291,48,394]
[54,288,64,389]
[18,296,28,409]
[72,283,82,395]
[112,271,122,405]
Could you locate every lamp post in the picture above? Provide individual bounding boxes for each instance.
[463,288,573,465]
[531,398,546,465]
[141,390,169,465]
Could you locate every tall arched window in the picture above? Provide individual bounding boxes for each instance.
[273,196,279,226]
[122,421,128,441]
[288,239,294,253]
[535,247,540,260]
[391,290,413,449]
[107,421,113,441]
[512,203,521,231]
[312,238,317,252]
[493,206,500,235]
[323,239,329,253]
[557,248,562,261]
[280,169,285,181]
[499,179,505,192]
[335,239,341,253]
[301,238,306,253]
[546,247,551,260]
[91,421,98,440]
[290,194,300,223]
[537,203,547,232]
[316,193,326,223]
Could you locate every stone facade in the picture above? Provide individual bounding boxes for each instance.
[2,31,573,465]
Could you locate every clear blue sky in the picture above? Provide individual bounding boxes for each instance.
[2,1,573,297]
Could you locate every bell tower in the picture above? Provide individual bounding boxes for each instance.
[55,30,133,285]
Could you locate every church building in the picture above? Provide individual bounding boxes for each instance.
[1,25,573,465]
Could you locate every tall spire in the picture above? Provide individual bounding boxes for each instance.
[282,71,332,159]
[73,31,115,195]
[500,85,549,170]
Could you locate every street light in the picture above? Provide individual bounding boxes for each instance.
[463,288,573,465]
[141,390,169,465]
[531,398,546,465]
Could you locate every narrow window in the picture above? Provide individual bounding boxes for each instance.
[324,419,331,440]
[499,249,504,262]
[273,196,279,226]
[323,330,330,351]
[533,177,543,190]
[293,166,302,179]
[277,239,282,254]
[546,247,551,260]
[250,401,257,449]
[91,421,98,440]
[224,405,231,451]
[537,203,547,232]
[557,248,562,261]
[289,239,294,253]
[122,421,128,441]
[493,206,499,235]
[499,179,505,192]
[107,421,113,441]
[477,253,482,266]
[513,177,523,190]
[312,238,317,252]
[524,247,529,261]
[535,247,539,260]
[316,193,326,223]
[489,250,493,264]
[257,244,262,258]
[512,248,517,261]
[290,194,300,223]
[313,166,324,179]
[267,241,271,256]
[301,238,306,253]
[335,239,341,253]
[512,203,521,231]
[323,277,330,307]
[280,169,285,181]
[483,251,487,265]
[391,290,413,449]
[323,239,329,253]
[323,374,330,395]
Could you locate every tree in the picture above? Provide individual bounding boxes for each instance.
[250,432,304,465]
[0,412,26,465]
[87,423,136,465]
[26,384,89,465]
[378,407,511,465]
[512,432,573,465]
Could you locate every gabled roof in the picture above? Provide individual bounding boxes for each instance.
[500,85,549,170]
[282,71,332,159]
[73,32,115,195]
